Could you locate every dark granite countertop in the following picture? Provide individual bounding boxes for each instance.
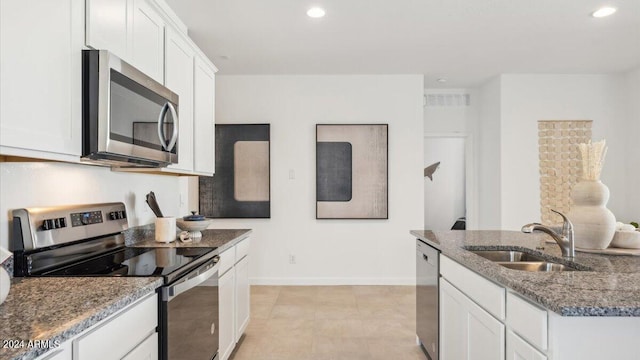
[1,228,251,360]
[411,230,640,317]
[126,228,252,253]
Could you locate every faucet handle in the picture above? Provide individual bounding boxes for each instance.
[550,209,573,235]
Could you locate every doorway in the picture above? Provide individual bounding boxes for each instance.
[424,135,469,230]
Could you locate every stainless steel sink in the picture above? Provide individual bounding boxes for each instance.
[468,249,578,272]
[468,250,546,262]
[498,262,575,272]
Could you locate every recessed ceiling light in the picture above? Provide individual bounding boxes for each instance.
[307,7,326,18]
[592,7,617,18]
[437,78,447,83]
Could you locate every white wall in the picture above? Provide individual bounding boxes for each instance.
[423,89,478,133]
[0,162,182,250]
[208,75,424,285]
[477,77,502,229]
[622,67,640,223]
[476,73,637,230]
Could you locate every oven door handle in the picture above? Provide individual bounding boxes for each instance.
[167,256,219,301]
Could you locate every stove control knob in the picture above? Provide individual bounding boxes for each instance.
[81,213,90,225]
[119,211,127,219]
[42,219,54,230]
[58,217,67,228]
[109,212,117,221]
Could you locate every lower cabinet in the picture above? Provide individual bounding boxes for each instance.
[35,293,158,360]
[219,266,236,360]
[440,254,640,360]
[440,278,504,360]
[506,331,546,360]
[218,237,251,360]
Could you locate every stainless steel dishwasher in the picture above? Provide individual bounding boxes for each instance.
[416,239,439,360]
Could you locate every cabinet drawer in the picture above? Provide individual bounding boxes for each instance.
[74,294,157,360]
[122,332,158,360]
[440,255,505,320]
[219,246,235,276]
[235,237,250,263]
[507,292,548,351]
[507,330,546,360]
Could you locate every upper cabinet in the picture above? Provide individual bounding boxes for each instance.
[85,0,130,60]
[2,0,217,174]
[130,0,165,83]
[0,0,84,161]
[86,0,164,83]
[165,27,195,173]
[193,56,217,175]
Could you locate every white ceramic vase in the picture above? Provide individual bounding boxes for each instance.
[567,180,616,249]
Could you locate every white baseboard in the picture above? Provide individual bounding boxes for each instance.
[249,277,416,286]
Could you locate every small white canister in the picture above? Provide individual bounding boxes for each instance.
[155,217,177,243]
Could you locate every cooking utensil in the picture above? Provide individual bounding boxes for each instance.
[146,191,164,217]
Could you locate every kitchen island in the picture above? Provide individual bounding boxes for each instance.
[413,230,640,360]
[0,228,251,360]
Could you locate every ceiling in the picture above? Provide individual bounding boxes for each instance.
[165,0,640,87]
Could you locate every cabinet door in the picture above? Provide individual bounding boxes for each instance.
[34,341,71,360]
[193,56,216,175]
[235,255,250,341]
[440,279,505,360]
[121,332,158,360]
[131,0,164,83]
[0,0,83,159]
[467,296,505,360]
[164,27,194,172]
[219,269,236,360]
[85,0,131,58]
[506,331,546,360]
[440,279,467,360]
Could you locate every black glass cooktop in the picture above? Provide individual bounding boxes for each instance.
[42,247,216,277]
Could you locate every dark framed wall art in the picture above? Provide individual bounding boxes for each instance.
[316,124,388,219]
[199,124,271,218]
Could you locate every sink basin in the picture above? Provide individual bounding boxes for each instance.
[468,250,546,262]
[497,262,575,272]
[468,249,580,272]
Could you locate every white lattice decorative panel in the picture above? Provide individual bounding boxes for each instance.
[538,120,592,225]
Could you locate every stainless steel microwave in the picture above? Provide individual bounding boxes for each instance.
[82,50,179,167]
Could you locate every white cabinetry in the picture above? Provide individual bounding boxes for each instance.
[440,279,504,360]
[34,293,158,360]
[34,341,72,360]
[219,264,236,360]
[0,0,83,161]
[506,331,546,360]
[131,0,165,83]
[85,0,130,59]
[218,237,251,360]
[193,56,217,175]
[74,294,157,360]
[86,0,164,83]
[440,254,640,360]
[164,27,194,172]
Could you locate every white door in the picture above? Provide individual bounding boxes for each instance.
[234,256,250,341]
[506,331,546,360]
[424,137,466,230]
[193,56,216,175]
[131,0,164,83]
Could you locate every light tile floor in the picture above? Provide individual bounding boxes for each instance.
[229,285,427,360]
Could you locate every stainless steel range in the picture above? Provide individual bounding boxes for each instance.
[10,202,219,360]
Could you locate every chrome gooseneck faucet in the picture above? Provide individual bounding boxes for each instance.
[522,209,575,259]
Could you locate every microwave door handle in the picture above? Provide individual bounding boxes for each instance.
[165,102,179,152]
[157,102,170,150]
